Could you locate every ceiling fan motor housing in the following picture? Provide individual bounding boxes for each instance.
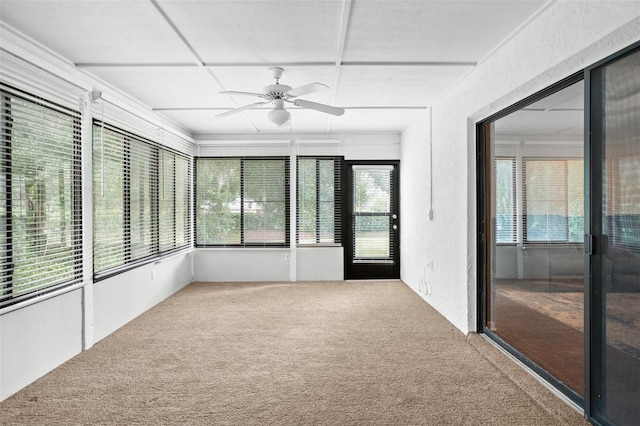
[263,84,293,101]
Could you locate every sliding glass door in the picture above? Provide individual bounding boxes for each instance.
[479,41,640,425]
[588,44,640,426]
[479,78,586,401]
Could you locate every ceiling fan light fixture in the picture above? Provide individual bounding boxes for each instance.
[268,100,290,126]
[218,67,342,125]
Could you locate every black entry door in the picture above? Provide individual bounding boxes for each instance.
[344,161,399,279]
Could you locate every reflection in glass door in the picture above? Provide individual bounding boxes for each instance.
[590,45,640,426]
[481,78,586,401]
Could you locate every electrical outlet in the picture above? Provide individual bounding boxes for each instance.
[284,253,290,261]
[151,269,156,280]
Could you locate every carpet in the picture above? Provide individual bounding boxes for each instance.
[0,280,587,425]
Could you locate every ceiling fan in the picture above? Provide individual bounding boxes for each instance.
[216,67,345,126]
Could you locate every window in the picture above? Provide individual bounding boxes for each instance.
[495,157,517,243]
[159,151,191,251]
[93,121,191,278]
[297,157,342,245]
[523,158,583,242]
[0,83,82,309]
[196,157,290,246]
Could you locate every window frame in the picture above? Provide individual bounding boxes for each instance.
[92,120,191,281]
[0,83,83,309]
[195,156,291,248]
[296,156,343,246]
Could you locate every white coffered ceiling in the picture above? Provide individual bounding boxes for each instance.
[0,0,548,136]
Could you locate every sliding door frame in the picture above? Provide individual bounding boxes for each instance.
[584,40,640,425]
[476,72,585,407]
[478,40,640,423]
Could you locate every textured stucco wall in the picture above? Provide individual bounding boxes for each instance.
[401,1,640,334]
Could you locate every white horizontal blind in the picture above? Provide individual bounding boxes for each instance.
[159,151,176,252]
[129,136,158,261]
[523,158,583,243]
[607,154,640,247]
[243,159,288,244]
[1,83,83,309]
[195,157,289,246]
[0,50,86,113]
[94,121,192,277]
[95,96,195,157]
[159,150,192,252]
[93,122,127,273]
[174,155,191,248]
[494,157,517,243]
[196,158,241,245]
[296,157,342,245]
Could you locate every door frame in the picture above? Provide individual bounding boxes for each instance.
[475,72,586,407]
[476,40,640,423]
[343,160,400,280]
[584,40,640,424]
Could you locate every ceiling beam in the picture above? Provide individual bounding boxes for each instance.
[327,0,352,133]
[154,106,428,112]
[149,0,204,67]
[75,61,477,69]
[148,0,259,132]
[335,0,352,67]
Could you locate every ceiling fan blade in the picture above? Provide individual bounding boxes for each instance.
[220,90,267,98]
[293,99,345,116]
[216,101,269,118]
[287,82,329,98]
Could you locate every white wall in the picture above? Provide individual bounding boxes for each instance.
[194,133,399,282]
[296,247,344,281]
[0,23,196,402]
[399,112,432,296]
[400,2,640,333]
[0,252,192,402]
[92,252,193,342]
[0,289,83,400]
[194,249,291,282]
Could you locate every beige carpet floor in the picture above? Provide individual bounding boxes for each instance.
[0,280,588,425]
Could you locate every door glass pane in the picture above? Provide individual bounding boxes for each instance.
[354,216,390,259]
[486,80,585,397]
[352,165,393,262]
[596,48,640,424]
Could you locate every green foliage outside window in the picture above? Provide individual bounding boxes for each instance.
[2,94,81,300]
[196,157,289,246]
